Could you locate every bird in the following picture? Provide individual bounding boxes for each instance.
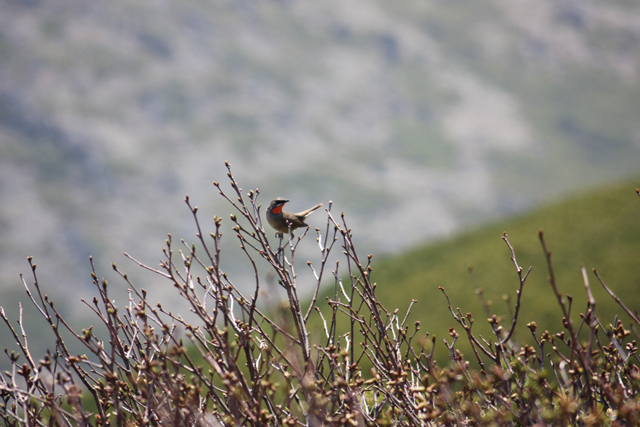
[266,198,323,234]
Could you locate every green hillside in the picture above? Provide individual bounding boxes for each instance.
[332,178,640,363]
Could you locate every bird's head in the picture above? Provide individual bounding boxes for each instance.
[268,198,289,214]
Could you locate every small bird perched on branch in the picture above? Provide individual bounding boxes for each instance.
[266,198,323,234]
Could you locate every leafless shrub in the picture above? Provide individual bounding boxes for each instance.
[1,164,640,426]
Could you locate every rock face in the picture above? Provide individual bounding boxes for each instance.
[0,0,639,340]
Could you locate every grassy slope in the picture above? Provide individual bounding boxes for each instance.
[331,177,640,363]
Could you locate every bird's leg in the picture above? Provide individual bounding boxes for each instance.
[286,220,294,239]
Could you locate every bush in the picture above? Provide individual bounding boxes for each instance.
[1,163,640,426]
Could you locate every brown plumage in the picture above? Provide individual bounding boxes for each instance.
[266,198,323,234]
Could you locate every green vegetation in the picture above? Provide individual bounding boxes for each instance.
[368,176,640,364]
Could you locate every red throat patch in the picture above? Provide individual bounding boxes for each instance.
[272,204,284,214]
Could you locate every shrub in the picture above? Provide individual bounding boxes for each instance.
[1,163,640,426]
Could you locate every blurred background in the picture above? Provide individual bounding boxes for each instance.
[1,0,640,364]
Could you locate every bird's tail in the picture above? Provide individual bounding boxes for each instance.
[300,203,323,217]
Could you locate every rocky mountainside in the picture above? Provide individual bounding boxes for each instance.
[0,0,639,339]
